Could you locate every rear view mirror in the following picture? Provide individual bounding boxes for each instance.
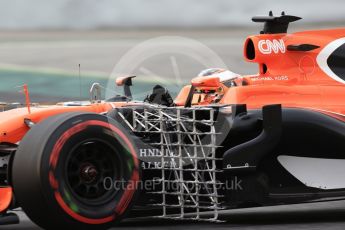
[115,75,136,99]
[115,76,136,86]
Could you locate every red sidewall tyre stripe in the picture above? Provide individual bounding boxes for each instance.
[49,120,139,225]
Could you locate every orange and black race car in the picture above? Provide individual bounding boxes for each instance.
[0,12,345,229]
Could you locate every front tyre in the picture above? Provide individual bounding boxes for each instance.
[12,112,140,230]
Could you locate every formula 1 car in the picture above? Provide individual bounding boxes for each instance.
[1,12,345,230]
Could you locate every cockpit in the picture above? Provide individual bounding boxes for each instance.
[174,68,241,106]
[111,68,243,107]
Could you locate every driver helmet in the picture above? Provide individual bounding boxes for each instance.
[197,68,239,82]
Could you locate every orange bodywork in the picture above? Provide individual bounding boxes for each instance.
[0,187,12,213]
[176,28,345,115]
[0,101,136,144]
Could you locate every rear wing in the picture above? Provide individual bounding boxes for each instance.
[252,11,301,34]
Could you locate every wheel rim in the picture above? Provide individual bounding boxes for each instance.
[66,139,122,203]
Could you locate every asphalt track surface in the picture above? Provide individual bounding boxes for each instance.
[0,28,257,102]
[1,26,345,229]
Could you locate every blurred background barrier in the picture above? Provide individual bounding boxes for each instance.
[0,0,345,29]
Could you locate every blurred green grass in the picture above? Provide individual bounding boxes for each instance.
[0,69,108,100]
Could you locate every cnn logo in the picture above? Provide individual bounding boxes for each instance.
[258,39,286,54]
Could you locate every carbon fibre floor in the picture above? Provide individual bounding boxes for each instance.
[5,200,345,230]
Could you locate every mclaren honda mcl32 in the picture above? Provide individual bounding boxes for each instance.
[0,12,344,230]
